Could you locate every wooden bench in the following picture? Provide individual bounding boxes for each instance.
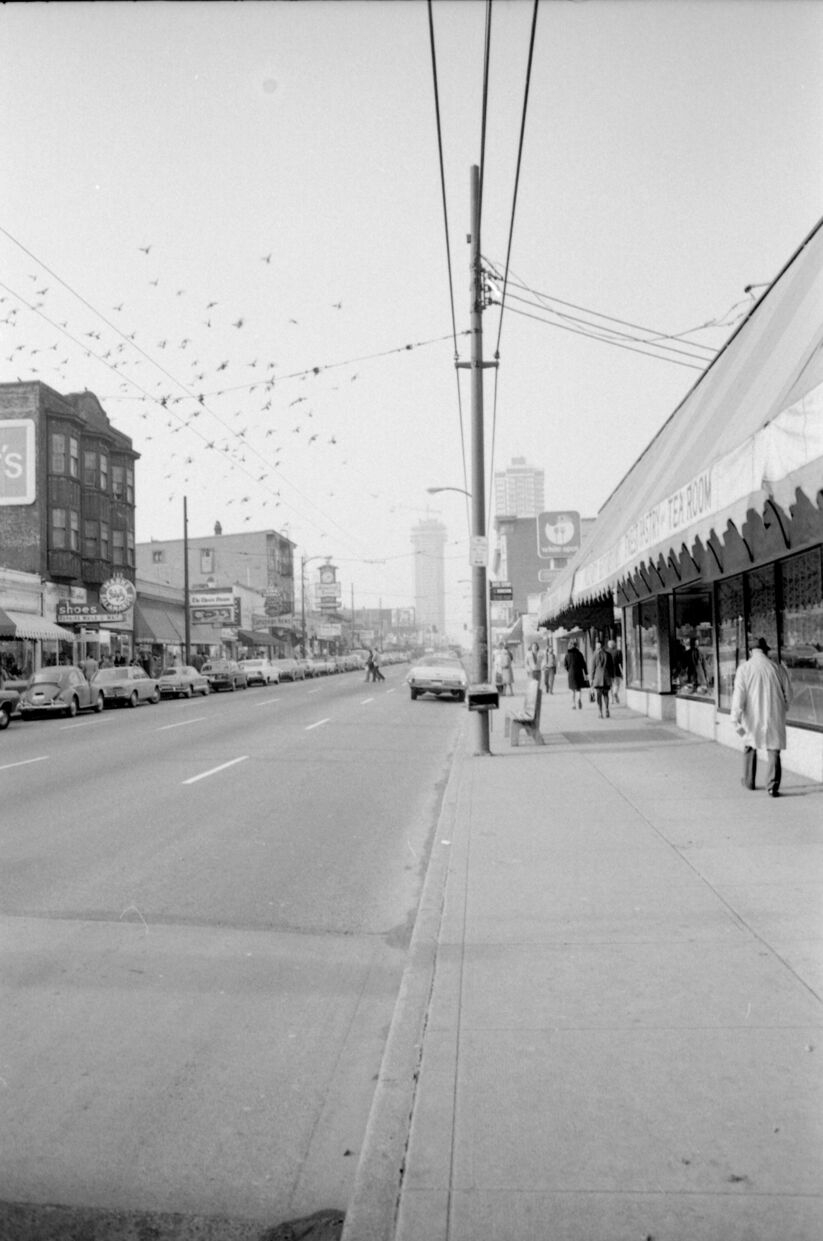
[505,679,544,746]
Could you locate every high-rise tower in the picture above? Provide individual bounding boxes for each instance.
[411,517,446,636]
[493,456,545,518]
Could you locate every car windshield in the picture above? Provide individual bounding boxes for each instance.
[160,669,183,678]
[93,669,121,683]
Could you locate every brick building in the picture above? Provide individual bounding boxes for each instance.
[0,382,139,672]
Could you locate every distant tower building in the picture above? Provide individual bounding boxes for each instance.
[411,517,446,636]
[494,456,545,517]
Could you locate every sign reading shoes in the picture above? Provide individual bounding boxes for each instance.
[0,421,35,506]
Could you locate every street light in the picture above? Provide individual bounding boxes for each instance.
[300,553,330,656]
[426,486,471,498]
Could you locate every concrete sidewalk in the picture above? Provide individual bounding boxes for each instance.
[344,678,823,1241]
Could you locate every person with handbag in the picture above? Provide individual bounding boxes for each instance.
[541,644,557,694]
[563,639,588,710]
[590,640,615,718]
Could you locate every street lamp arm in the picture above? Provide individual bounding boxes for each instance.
[426,486,472,497]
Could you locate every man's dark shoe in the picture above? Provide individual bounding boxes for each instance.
[768,789,780,797]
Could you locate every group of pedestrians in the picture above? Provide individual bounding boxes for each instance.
[560,637,623,716]
[364,648,385,683]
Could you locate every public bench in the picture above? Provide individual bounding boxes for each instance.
[505,679,544,746]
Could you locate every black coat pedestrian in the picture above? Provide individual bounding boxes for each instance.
[564,645,588,691]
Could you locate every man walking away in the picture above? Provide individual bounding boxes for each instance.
[542,644,557,694]
[731,637,792,797]
[590,640,614,718]
[608,640,623,704]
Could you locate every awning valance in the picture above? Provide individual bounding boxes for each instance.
[237,628,280,648]
[0,609,74,641]
[134,602,185,644]
[540,214,823,622]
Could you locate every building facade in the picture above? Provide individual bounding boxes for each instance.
[411,517,446,636]
[494,456,545,518]
[539,217,823,781]
[0,382,139,673]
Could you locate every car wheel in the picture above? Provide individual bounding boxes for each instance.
[456,691,466,703]
[410,688,418,700]
[230,679,236,691]
[185,684,194,698]
[66,697,79,718]
[150,688,160,704]
[0,709,10,730]
[94,693,105,713]
[129,691,139,708]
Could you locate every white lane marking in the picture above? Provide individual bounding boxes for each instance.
[0,755,49,772]
[361,697,374,705]
[253,697,281,707]
[307,687,322,695]
[157,716,207,731]
[59,718,108,730]
[183,755,249,785]
[305,718,330,731]
[386,688,396,695]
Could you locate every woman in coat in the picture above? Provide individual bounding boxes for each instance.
[493,642,514,696]
[563,639,588,709]
[590,640,615,718]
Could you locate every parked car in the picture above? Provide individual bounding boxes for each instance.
[92,665,161,707]
[158,665,211,698]
[0,684,20,729]
[19,666,106,719]
[202,659,249,691]
[406,654,468,702]
[239,658,281,686]
[305,657,334,677]
[271,658,306,682]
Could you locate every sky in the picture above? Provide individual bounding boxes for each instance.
[2,0,822,635]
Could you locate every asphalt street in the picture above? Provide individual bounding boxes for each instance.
[0,664,466,1235]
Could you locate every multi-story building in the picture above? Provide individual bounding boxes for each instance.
[411,517,446,637]
[0,381,139,672]
[494,456,545,518]
[136,524,297,657]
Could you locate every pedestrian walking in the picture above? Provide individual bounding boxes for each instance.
[608,640,623,704]
[564,639,588,709]
[590,640,615,718]
[492,641,514,696]
[541,643,557,694]
[524,642,542,681]
[364,649,375,682]
[372,650,385,682]
[731,637,792,796]
[81,652,98,682]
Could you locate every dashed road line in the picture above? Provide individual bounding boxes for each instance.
[0,755,49,772]
[183,756,249,785]
[157,716,208,731]
[305,718,330,731]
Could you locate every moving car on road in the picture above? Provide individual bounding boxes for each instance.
[19,666,106,719]
[93,665,161,708]
[407,654,468,703]
[239,658,280,686]
[202,659,248,692]
[158,665,211,698]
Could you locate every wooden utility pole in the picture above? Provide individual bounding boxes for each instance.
[183,495,191,664]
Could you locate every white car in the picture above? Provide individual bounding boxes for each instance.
[239,658,281,686]
[407,655,468,703]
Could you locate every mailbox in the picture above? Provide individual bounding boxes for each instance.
[466,683,499,712]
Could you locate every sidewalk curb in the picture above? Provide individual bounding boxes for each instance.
[340,718,469,1241]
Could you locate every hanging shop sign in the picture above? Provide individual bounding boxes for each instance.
[537,511,580,559]
[189,589,240,626]
[0,420,36,506]
[99,575,137,614]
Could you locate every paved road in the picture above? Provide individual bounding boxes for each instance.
[0,665,465,1232]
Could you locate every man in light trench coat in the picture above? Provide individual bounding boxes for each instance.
[731,637,792,797]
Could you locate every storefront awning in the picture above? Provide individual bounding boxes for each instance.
[134,601,185,644]
[237,628,280,648]
[539,214,823,624]
[0,608,74,641]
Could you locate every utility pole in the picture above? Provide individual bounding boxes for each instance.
[460,164,493,756]
[183,495,191,665]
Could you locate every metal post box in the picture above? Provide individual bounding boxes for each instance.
[466,683,499,711]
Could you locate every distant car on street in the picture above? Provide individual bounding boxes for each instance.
[19,666,106,719]
[239,658,280,686]
[406,654,468,703]
[92,665,161,707]
[202,659,248,692]
[271,658,306,682]
[158,665,211,698]
[305,657,334,677]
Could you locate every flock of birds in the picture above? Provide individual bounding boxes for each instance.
[0,240,395,540]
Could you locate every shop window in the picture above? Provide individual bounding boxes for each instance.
[50,433,66,474]
[84,520,98,559]
[625,600,659,690]
[152,549,165,564]
[716,575,745,711]
[746,564,778,655]
[673,588,715,699]
[780,549,823,729]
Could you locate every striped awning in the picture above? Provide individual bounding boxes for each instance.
[0,609,75,641]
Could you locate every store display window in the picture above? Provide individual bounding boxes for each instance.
[780,549,823,729]
[673,587,715,699]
